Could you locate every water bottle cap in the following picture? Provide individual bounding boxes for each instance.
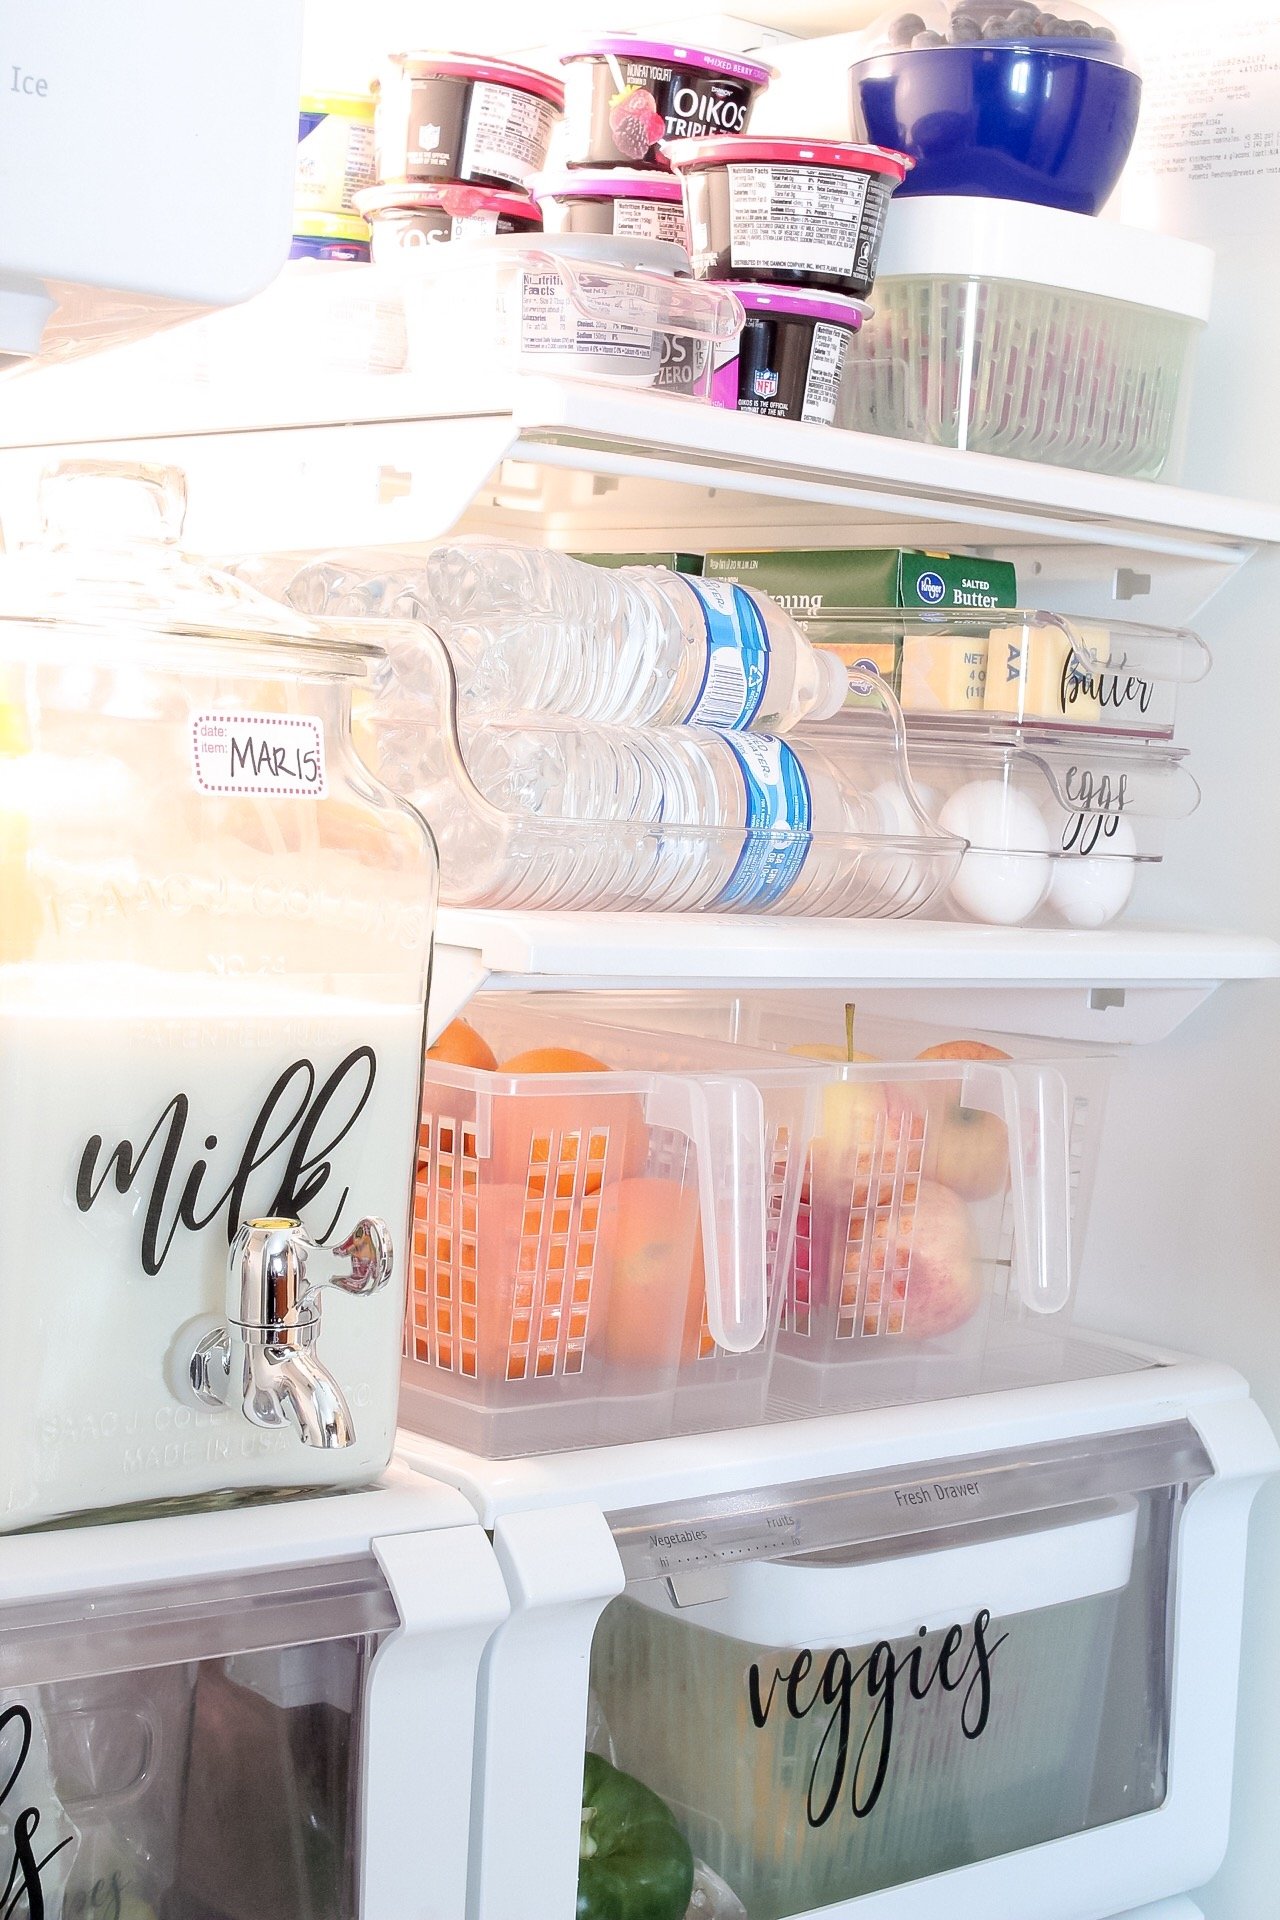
[814,646,851,720]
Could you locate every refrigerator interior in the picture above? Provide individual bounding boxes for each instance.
[1,0,1279,1914]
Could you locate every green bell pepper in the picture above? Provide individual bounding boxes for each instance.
[577,1752,695,1920]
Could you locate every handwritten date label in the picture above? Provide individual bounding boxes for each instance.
[191,711,327,799]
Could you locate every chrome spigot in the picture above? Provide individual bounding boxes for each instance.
[187,1216,393,1450]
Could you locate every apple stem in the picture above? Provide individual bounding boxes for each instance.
[845,1003,857,1064]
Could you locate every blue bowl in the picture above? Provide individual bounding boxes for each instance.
[850,44,1141,216]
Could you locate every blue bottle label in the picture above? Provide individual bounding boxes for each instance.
[716,733,813,911]
[685,579,771,730]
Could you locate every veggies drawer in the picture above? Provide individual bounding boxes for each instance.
[400,1001,816,1454]
[397,1364,1279,1920]
[0,1472,507,1920]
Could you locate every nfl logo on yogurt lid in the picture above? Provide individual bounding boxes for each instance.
[417,123,442,149]
[916,570,947,605]
[753,368,779,400]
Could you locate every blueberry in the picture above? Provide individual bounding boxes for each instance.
[949,13,981,36]
[1004,5,1039,29]
[982,14,1014,34]
[1093,22,1117,38]
[912,27,948,44]
[1033,12,1064,31]
[1060,17,1094,34]
[889,11,927,43]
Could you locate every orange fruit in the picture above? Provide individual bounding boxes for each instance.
[493,1046,647,1196]
[597,1176,707,1371]
[915,1040,1012,1064]
[427,1018,498,1071]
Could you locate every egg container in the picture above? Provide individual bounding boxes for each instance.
[507,996,1109,1420]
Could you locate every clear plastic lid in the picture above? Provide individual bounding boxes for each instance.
[0,460,375,674]
[858,1,1130,65]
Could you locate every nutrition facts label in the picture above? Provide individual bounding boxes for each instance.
[460,81,556,186]
[613,197,687,243]
[801,322,851,426]
[727,164,869,276]
[519,270,652,359]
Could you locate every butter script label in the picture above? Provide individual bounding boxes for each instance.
[747,1610,1009,1827]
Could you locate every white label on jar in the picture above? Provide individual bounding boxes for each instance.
[519,268,653,360]
[449,209,502,239]
[460,80,556,186]
[801,322,852,426]
[727,163,870,276]
[613,197,688,243]
[191,712,327,799]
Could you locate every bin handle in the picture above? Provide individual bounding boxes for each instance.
[1006,1064,1074,1316]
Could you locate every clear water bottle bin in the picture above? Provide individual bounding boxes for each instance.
[0,1472,508,1919]
[0,462,436,1529]
[401,1362,1278,1920]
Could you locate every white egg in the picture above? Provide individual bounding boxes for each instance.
[862,778,953,912]
[938,779,1053,925]
[1046,813,1138,928]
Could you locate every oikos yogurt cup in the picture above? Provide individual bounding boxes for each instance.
[375,52,564,191]
[711,283,869,425]
[355,183,541,261]
[535,168,689,248]
[561,36,771,170]
[667,135,912,298]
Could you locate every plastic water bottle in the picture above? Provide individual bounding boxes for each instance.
[444,718,941,917]
[288,543,849,733]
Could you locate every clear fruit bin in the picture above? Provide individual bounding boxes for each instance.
[400,1000,828,1455]
[360,616,965,917]
[528,994,1115,1417]
[838,197,1211,479]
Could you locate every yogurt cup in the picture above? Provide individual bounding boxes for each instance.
[535,168,689,247]
[295,91,377,215]
[561,36,771,170]
[290,212,372,262]
[711,282,869,425]
[355,182,541,260]
[667,135,912,298]
[376,52,565,191]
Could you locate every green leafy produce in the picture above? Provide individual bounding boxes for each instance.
[577,1752,695,1920]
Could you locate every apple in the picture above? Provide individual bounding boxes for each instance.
[790,1043,922,1211]
[915,1040,1013,1201]
[866,1177,982,1341]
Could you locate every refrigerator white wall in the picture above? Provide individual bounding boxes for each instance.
[1080,5,1280,1912]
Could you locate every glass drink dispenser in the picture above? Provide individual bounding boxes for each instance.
[0,462,436,1529]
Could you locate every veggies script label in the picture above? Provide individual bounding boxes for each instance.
[747,1610,1007,1826]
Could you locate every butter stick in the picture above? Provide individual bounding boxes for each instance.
[984,624,1107,723]
[900,633,989,713]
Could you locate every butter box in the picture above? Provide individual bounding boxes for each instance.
[702,548,1018,704]
[702,547,1018,614]
[572,551,703,573]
